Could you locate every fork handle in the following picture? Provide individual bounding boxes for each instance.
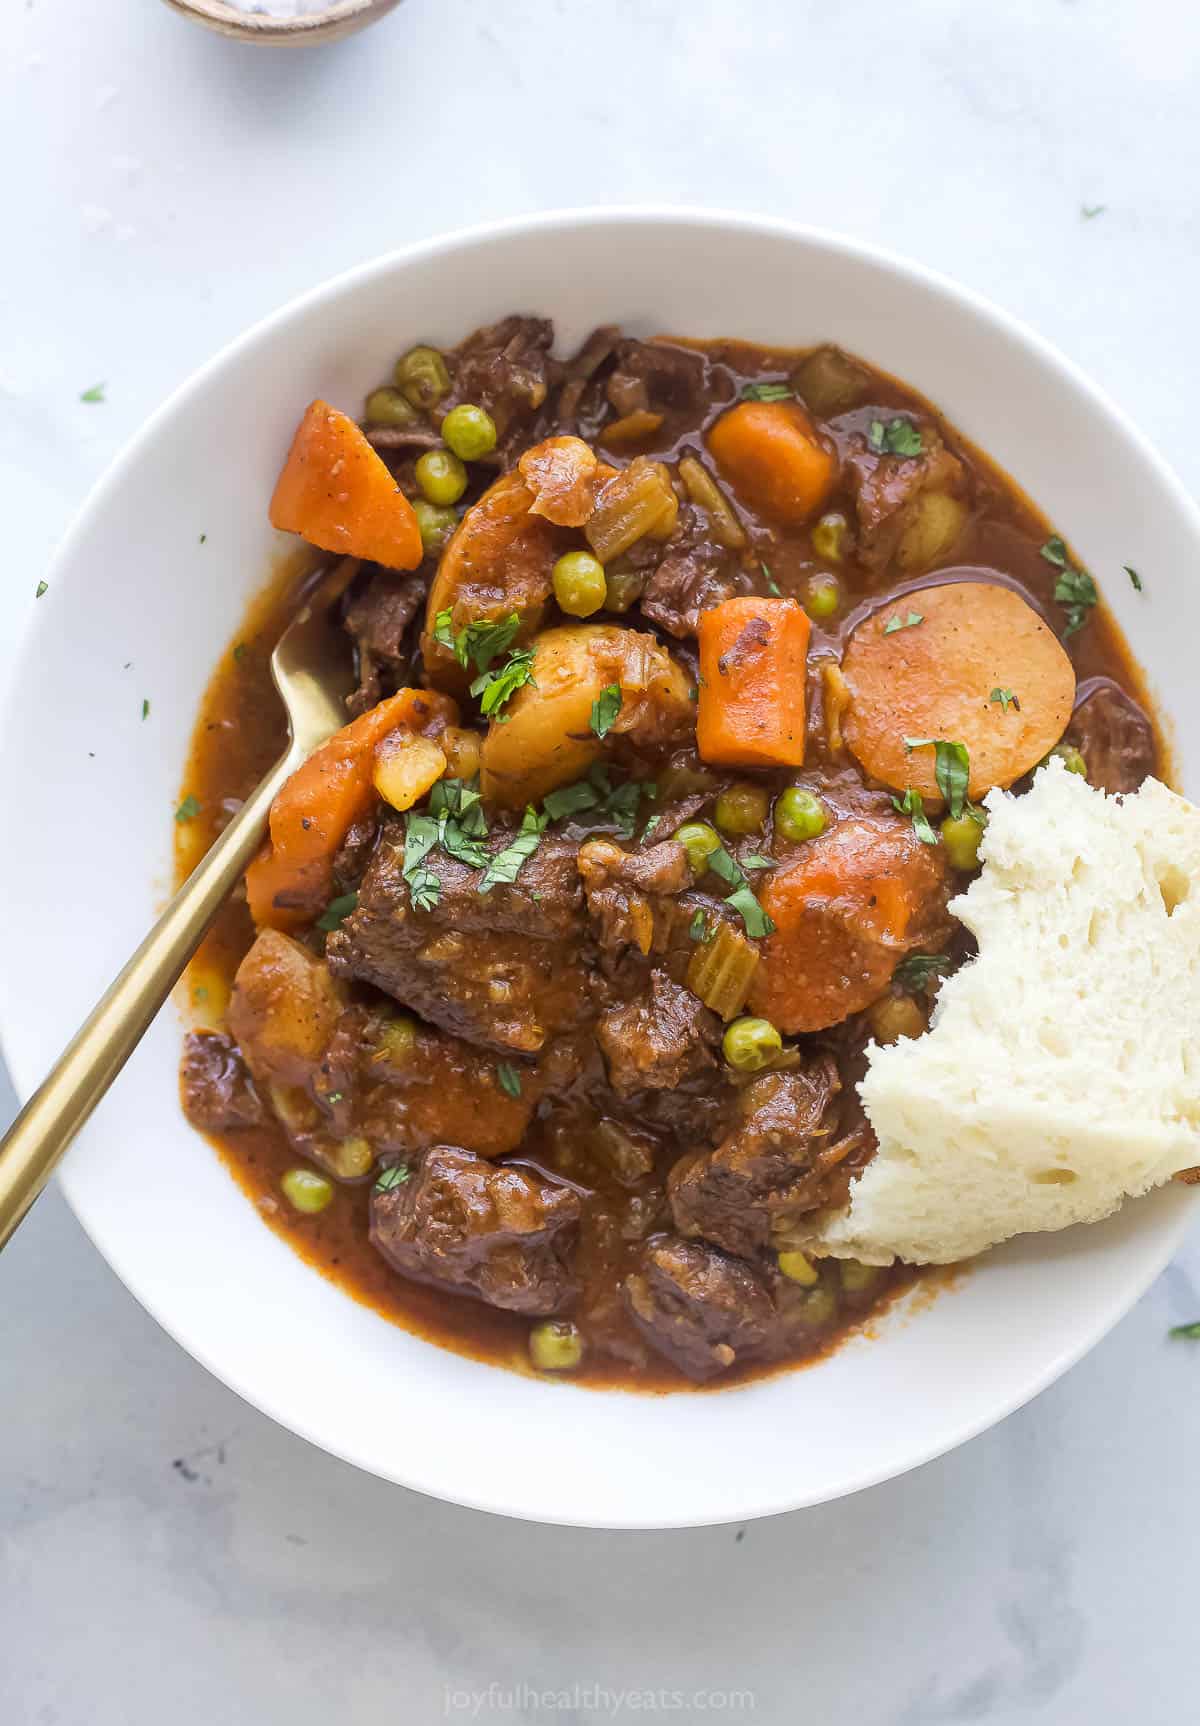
[0,743,300,1250]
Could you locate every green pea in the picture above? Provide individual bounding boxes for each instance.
[941,811,985,872]
[774,787,827,843]
[838,1259,883,1295]
[714,782,770,837]
[674,820,722,876]
[415,448,468,508]
[529,1319,584,1372]
[441,402,498,461]
[552,550,607,618]
[394,345,450,410]
[364,386,418,429]
[811,512,848,563]
[805,572,841,620]
[281,1168,334,1215]
[722,1015,784,1073]
[412,498,458,556]
[1044,743,1087,778]
[777,1250,819,1286]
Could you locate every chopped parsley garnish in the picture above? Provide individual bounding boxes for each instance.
[1168,1320,1200,1339]
[741,381,792,402]
[542,764,653,839]
[326,1092,344,1104]
[990,687,1019,713]
[590,683,622,739]
[892,787,937,846]
[35,580,48,599]
[904,737,970,821]
[141,698,150,720]
[1125,565,1143,592]
[80,382,106,404]
[707,842,775,938]
[193,986,209,1004]
[641,813,662,843]
[543,779,604,821]
[315,890,358,932]
[496,1061,522,1099]
[174,794,201,824]
[433,608,523,674]
[199,533,207,545]
[470,646,536,718]
[740,854,774,871]
[232,642,247,663]
[1081,203,1107,221]
[868,417,923,457]
[478,806,548,894]
[375,1164,411,1192]
[402,811,443,911]
[894,952,953,994]
[688,908,709,942]
[883,611,924,635]
[1041,537,1098,636]
[761,561,782,597]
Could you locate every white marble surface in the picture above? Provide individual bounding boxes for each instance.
[3,0,1200,1719]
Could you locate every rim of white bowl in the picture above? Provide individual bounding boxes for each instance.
[3,208,1198,1528]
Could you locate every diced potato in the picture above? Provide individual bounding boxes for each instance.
[895,491,967,573]
[440,726,483,782]
[228,930,344,1089]
[480,623,693,808]
[372,731,447,812]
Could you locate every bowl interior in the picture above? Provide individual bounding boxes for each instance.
[1,212,1195,1527]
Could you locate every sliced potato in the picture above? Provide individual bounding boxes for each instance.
[373,732,447,812]
[480,623,693,808]
[840,581,1076,803]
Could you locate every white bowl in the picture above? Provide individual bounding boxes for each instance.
[2,210,1196,1528]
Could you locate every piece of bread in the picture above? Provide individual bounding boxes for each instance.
[804,758,1200,1265]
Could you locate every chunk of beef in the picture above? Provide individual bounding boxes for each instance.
[181,1030,265,1133]
[623,1236,776,1381]
[669,1058,872,1259]
[439,316,563,465]
[597,970,720,1095]
[606,339,716,421]
[327,822,593,1052]
[641,531,745,640]
[1066,679,1156,794]
[331,813,378,896]
[577,836,690,962]
[370,1146,581,1315]
[343,569,425,716]
[844,426,966,575]
[556,324,621,424]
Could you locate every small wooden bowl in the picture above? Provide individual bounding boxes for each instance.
[162,0,404,44]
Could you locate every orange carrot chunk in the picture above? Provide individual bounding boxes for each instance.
[269,399,423,571]
[246,687,457,932]
[840,581,1077,803]
[747,817,950,1033]
[707,400,838,525]
[696,596,811,768]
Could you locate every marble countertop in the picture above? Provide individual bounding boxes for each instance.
[2,1,1199,1719]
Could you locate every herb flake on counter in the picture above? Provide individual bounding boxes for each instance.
[315,890,358,932]
[496,1062,522,1099]
[1125,565,1144,592]
[375,1164,411,1192]
[741,381,792,402]
[80,382,106,404]
[174,794,201,824]
[868,417,923,458]
[1169,1321,1200,1340]
[893,786,937,846]
[199,533,207,545]
[141,699,150,720]
[590,682,622,739]
[478,806,548,894]
[895,952,953,994]
[35,580,47,598]
[1081,203,1107,221]
[990,687,1019,712]
[904,737,970,820]
[883,611,924,635]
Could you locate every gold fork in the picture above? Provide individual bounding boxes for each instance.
[0,562,357,1249]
